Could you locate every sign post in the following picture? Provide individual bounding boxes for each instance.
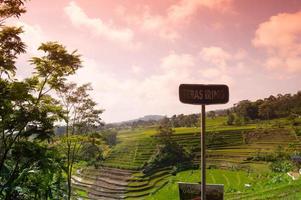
[201,104,206,200]
[178,183,224,200]
[179,84,229,200]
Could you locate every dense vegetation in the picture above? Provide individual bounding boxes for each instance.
[230,93,301,122]
[0,1,103,199]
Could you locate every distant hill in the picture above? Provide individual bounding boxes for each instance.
[135,115,165,122]
[120,115,164,124]
[107,115,164,127]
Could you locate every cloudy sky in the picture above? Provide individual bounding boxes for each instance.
[11,0,301,122]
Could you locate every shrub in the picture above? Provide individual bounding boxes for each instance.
[234,116,243,126]
[227,113,235,125]
[79,142,103,165]
[100,130,118,146]
[144,141,192,173]
[269,160,293,173]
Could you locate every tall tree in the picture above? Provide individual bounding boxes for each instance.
[57,83,103,135]
[0,0,26,23]
[157,117,174,144]
[0,42,81,198]
[59,135,85,200]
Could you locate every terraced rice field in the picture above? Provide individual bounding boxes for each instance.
[73,117,301,199]
[73,167,172,199]
[102,136,157,170]
[148,169,301,200]
[73,167,135,199]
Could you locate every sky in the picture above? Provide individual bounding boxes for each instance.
[9,0,301,123]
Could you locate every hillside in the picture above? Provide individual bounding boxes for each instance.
[73,116,301,199]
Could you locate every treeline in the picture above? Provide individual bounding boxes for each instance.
[110,91,301,130]
[228,92,301,124]
[169,114,199,127]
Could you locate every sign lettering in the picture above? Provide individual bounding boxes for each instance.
[179,84,229,105]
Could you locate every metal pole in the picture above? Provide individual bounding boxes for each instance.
[201,104,206,200]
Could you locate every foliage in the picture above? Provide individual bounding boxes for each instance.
[144,141,192,173]
[58,135,86,200]
[79,134,106,166]
[57,82,103,135]
[100,130,118,147]
[1,142,65,199]
[80,142,103,164]
[170,114,199,127]
[141,118,193,173]
[0,1,106,199]
[270,160,293,173]
[0,26,26,77]
[207,111,216,119]
[234,115,243,125]
[227,112,235,125]
[0,0,27,22]
[0,2,91,199]
[156,117,174,143]
[0,41,81,198]
[232,92,301,121]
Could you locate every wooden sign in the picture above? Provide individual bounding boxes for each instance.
[179,84,229,105]
[178,183,224,200]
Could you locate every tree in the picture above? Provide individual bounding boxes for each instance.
[0,42,81,198]
[157,117,173,143]
[234,100,258,121]
[208,111,216,119]
[57,82,103,135]
[0,28,81,199]
[100,130,118,147]
[144,117,192,173]
[59,135,85,200]
[57,82,103,199]
[0,26,26,78]
[56,82,77,135]
[227,112,235,125]
[0,1,105,199]
[1,141,65,199]
[258,101,274,120]
[0,0,27,24]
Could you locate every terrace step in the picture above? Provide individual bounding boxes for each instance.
[72,175,129,190]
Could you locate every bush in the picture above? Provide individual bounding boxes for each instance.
[79,142,103,164]
[234,116,243,126]
[100,130,118,146]
[144,141,192,173]
[270,160,293,173]
[227,113,235,125]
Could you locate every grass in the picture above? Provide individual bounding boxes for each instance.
[103,116,258,170]
[147,169,301,200]
[74,188,88,198]
[146,169,253,200]
[74,116,301,199]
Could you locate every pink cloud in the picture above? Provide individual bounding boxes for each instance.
[64,1,134,44]
[160,52,195,72]
[68,53,199,122]
[121,0,233,41]
[253,10,301,73]
[200,46,231,68]
[168,0,233,22]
